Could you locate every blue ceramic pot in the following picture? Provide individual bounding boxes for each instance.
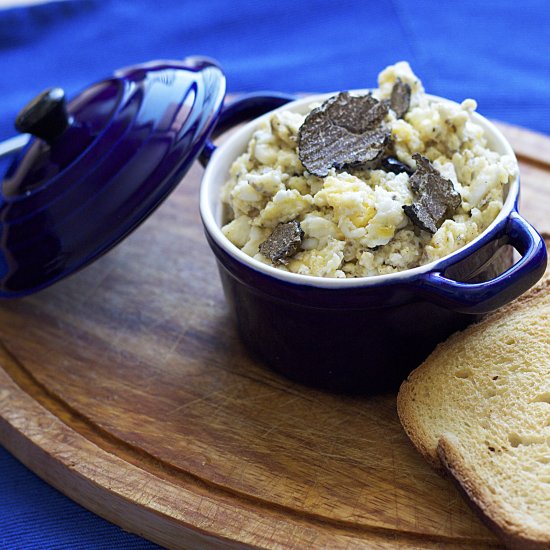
[201,93,547,394]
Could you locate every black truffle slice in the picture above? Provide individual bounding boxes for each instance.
[390,79,411,119]
[298,92,391,177]
[403,154,461,233]
[381,156,414,176]
[259,221,304,264]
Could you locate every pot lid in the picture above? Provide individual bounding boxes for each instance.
[0,57,225,297]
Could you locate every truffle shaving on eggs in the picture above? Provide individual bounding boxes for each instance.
[259,221,304,264]
[298,92,391,177]
[403,154,462,234]
[390,78,411,119]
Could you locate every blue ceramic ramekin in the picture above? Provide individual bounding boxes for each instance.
[200,93,547,393]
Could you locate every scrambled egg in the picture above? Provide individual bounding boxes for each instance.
[221,62,517,277]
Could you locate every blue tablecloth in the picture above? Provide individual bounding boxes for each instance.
[1,1,549,548]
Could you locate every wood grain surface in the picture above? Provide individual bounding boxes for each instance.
[0,122,548,549]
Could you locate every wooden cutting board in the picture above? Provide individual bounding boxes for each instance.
[0,122,548,549]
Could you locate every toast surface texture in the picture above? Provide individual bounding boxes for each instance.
[397,235,550,549]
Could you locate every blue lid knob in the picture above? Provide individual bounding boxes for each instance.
[15,88,71,144]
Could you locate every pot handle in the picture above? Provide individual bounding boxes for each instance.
[415,212,547,314]
[199,92,296,167]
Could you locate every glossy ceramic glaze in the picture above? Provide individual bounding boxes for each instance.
[200,93,547,393]
[0,57,225,297]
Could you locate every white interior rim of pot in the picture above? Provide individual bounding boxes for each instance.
[200,92,519,289]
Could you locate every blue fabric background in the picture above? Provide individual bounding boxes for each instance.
[0,0,549,547]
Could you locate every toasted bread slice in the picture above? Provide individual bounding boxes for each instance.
[397,236,550,549]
